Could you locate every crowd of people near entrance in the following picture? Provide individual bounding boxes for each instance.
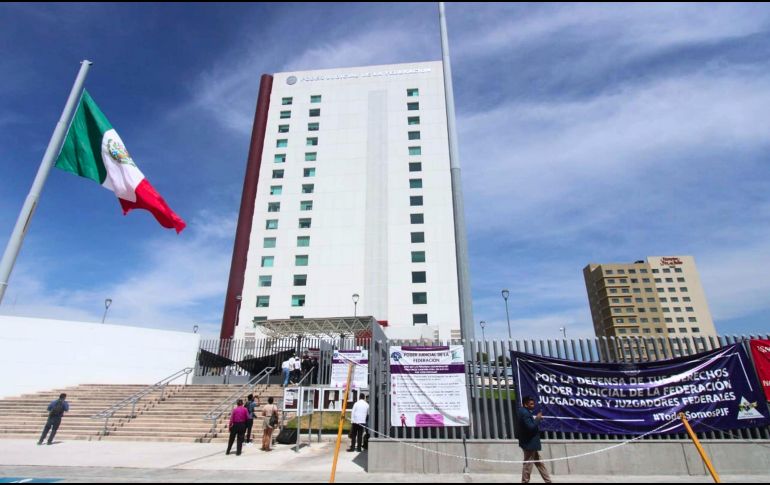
[281,352,319,387]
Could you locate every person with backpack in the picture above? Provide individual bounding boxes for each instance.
[38,393,69,446]
[260,396,280,451]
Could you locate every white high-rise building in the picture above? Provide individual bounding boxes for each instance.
[227,61,462,341]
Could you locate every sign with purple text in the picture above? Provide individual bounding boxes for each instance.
[331,349,369,389]
[512,344,770,435]
[390,346,470,427]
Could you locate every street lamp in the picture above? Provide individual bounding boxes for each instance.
[559,327,567,339]
[101,298,112,324]
[193,325,199,334]
[234,295,242,328]
[501,289,512,340]
[479,320,486,341]
[352,293,359,317]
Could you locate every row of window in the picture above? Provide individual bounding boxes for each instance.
[269,184,314,196]
[608,287,688,294]
[280,108,321,119]
[610,296,692,304]
[281,95,322,105]
[605,267,683,275]
[616,326,701,334]
[406,93,429,325]
[613,317,698,324]
[605,277,686,284]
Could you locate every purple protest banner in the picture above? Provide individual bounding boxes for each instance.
[512,344,770,435]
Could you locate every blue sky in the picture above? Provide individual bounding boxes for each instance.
[1,3,770,340]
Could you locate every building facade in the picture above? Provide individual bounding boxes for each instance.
[584,256,718,354]
[228,62,461,341]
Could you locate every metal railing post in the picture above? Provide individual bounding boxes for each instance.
[130,399,137,419]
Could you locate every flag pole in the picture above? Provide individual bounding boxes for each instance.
[0,60,92,305]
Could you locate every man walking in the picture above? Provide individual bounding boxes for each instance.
[38,393,69,446]
[518,396,551,483]
[226,399,249,456]
[347,394,369,452]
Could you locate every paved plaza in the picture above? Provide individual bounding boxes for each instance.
[0,439,768,483]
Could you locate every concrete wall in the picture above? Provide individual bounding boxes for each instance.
[0,316,200,398]
[369,439,770,475]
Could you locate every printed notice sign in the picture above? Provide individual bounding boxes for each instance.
[390,346,470,427]
[331,349,369,389]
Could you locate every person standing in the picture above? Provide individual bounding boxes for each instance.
[226,399,249,456]
[244,394,260,444]
[292,354,302,384]
[347,394,369,452]
[38,393,69,446]
[301,353,312,381]
[261,396,280,451]
[518,396,551,483]
[310,357,320,384]
[281,359,291,387]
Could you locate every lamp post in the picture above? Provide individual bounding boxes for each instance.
[234,295,242,329]
[193,325,199,334]
[479,320,486,342]
[501,289,512,340]
[101,298,112,324]
[352,293,359,318]
[559,327,567,339]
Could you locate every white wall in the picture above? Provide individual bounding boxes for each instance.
[0,316,200,398]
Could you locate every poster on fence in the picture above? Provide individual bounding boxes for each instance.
[390,346,470,427]
[750,340,770,401]
[331,349,369,389]
[512,344,770,435]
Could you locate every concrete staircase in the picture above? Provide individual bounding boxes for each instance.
[0,384,286,443]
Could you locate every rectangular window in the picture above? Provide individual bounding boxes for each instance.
[409,162,422,172]
[407,102,419,111]
[280,111,291,119]
[259,276,272,287]
[411,232,425,243]
[411,251,426,263]
[274,154,286,163]
[302,184,314,194]
[310,95,322,103]
[289,315,304,320]
[298,218,312,229]
[309,108,320,117]
[253,316,267,327]
[606,270,614,274]
[688,317,697,323]
[294,275,307,286]
[278,125,289,133]
[306,137,318,146]
[680,287,688,292]
[408,146,422,156]
[409,178,423,189]
[410,214,424,224]
[267,202,280,212]
[308,122,319,131]
[295,255,309,266]
[272,169,284,179]
[410,196,423,206]
[256,296,270,308]
[691,327,700,333]
[413,314,428,325]
[683,297,691,302]
[412,292,428,304]
[408,116,420,125]
[263,237,276,248]
[412,271,427,283]
[265,220,278,230]
[300,200,313,211]
[408,131,421,140]
[282,97,293,106]
[305,152,317,161]
[663,268,671,273]
[304,168,316,177]
[297,236,310,247]
[276,139,288,148]
[291,295,306,307]
[407,88,419,97]
[270,185,282,196]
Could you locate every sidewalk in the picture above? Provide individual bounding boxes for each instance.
[0,439,767,482]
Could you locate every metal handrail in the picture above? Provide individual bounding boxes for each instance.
[90,367,193,436]
[203,367,275,435]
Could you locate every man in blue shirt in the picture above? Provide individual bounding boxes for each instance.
[38,393,69,446]
[518,396,551,483]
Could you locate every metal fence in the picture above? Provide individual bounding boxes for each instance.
[197,333,770,442]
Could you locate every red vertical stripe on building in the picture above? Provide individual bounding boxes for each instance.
[220,74,273,340]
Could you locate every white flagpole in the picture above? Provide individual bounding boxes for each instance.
[0,60,92,305]
[439,3,475,342]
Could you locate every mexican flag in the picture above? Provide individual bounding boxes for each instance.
[55,90,186,233]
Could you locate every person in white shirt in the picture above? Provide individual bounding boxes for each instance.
[291,355,302,384]
[348,395,369,452]
[281,359,291,387]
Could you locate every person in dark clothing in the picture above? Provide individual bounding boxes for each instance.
[244,394,259,444]
[226,399,249,456]
[517,396,551,483]
[310,357,320,384]
[301,354,312,382]
[38,393,69,446]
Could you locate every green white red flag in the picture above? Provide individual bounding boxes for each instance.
[55,90,186,233]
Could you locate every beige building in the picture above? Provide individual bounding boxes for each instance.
[583,256,718,356]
